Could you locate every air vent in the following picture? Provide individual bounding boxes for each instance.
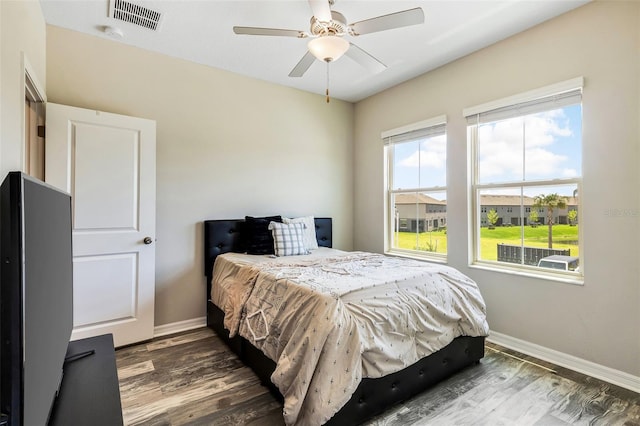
[109,0,162,31]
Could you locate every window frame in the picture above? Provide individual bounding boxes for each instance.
[465,78,584,281]
[383,115,448,261]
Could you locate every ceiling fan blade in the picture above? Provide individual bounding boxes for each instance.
[233,26,306,38]
[345,43,386,74]
[308,0,332,22]
[289,51,316,77]
[349,7,425,36]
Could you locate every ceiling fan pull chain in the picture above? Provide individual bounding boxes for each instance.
[326,60,330,103]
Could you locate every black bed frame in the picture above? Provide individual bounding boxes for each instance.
[204,218,485,425]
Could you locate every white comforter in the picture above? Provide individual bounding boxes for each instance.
[211,248,489,426]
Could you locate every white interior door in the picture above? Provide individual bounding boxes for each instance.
[45,103,156,347]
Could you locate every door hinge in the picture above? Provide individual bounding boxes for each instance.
[37,125,45,138]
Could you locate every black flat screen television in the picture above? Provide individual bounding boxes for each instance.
[0,172,74,425]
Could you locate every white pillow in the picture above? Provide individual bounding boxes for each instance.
[282,216,319,250]
[268,221,309,257]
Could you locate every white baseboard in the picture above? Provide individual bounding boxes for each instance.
[488,330,640,394]
[154,317,206,338]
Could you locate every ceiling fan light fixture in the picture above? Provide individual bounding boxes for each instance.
[307,35,349,62]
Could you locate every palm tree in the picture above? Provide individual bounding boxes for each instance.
[533,193,568,248]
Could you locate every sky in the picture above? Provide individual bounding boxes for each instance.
[391,103,582,199]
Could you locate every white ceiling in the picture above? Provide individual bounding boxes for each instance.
[39,0,589,103]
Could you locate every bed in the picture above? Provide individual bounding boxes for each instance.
[204,217,488,425]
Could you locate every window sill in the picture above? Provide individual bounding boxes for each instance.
[469,261,584,286]
[385,249,448,264]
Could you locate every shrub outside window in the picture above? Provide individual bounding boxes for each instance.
[465,79,583,278]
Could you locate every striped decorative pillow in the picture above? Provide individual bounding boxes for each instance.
[268,221,309,257]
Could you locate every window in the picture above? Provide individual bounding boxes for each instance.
[384,116,447,259]
[465,78,582,277]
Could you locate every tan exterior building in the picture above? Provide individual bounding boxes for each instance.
[393,193,447,232]
[394,193,578,230]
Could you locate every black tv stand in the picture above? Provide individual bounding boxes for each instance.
[49,334,123,426]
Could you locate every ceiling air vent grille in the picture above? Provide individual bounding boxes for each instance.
[109,0,162,31]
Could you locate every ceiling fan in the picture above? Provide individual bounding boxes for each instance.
[233,0,425,82]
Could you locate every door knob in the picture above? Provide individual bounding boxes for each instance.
[143,237,153,245]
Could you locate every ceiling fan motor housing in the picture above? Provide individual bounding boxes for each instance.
[310,10,348,36]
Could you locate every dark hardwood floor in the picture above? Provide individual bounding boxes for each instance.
[116,328,640,425]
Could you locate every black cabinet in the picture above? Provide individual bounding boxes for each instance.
[49,334,123,426]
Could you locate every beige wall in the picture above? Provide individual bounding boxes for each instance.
[354,1,640,376]
[46,26,354,326]
[0,0,47,177]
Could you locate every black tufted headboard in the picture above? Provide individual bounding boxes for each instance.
[203,217,332,283]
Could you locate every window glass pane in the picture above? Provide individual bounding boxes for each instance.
[478,104,582,185]
[392,134,446,190]
[524,104,582,181]
[392,140,419,190]
[524,184,579,268]
[478,184,579,270]
[419,134,447,188]
[478,116,524,184]
[391,191,447,254]
[391,192,419,250]
[478,187,523,263]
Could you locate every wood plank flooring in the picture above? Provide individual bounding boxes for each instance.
[116,328,640,425]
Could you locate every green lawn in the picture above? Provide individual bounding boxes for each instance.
[393,230,448,253]
[393,225,579,260]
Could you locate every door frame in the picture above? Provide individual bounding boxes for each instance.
[21,53,46,178]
